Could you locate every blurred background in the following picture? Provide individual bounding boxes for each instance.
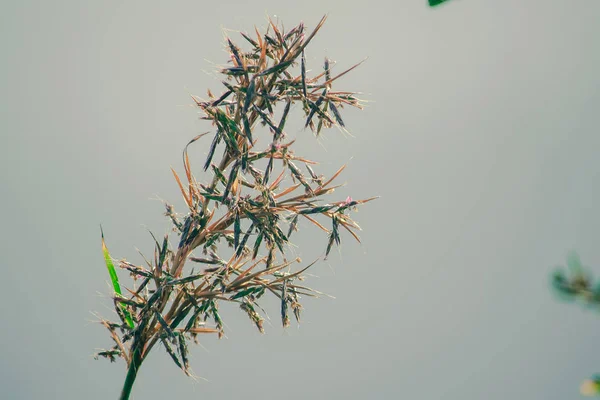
[1,1,600,399]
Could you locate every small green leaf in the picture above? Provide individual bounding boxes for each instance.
[101,226,134,329]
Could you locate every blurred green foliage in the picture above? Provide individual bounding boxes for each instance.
[551,251,600,396]
[551,251,600,308]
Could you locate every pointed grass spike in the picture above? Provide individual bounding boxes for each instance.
[183,132,210,202]
[204,131,221,171]
[329,102,345,127]
[171,167,192,208]
[301,50,308,99]
[321,59,366,88]
[296,14,328,56]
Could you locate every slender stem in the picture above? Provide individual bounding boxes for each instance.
[119,347,143,400]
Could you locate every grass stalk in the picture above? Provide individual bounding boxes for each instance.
[119,348,143,400]
[94,16,376,398]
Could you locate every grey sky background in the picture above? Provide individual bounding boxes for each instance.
[2,1,600,399]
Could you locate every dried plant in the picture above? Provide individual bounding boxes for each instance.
[94,16,375,400]
[551,251,600,396]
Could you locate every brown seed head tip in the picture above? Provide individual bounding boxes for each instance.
[296,257,302,263]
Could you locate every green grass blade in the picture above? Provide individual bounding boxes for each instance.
[101,226,135,329]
